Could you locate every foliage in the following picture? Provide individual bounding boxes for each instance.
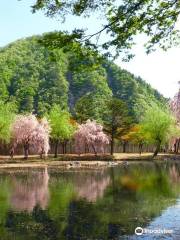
[48,105,76,141]
[74,120,109,154]
[48,105,76,156]
[103,97,132,154]
[140,104,179,156]
[122,125,148,145]
[0,36,166,122]
[121,124,150,154]
[0,101,16,143]
[75,92,111,123]
[31,0,180,59]
[0,37,69,115]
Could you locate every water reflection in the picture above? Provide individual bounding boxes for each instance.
[0,162,179,239]
[10,168,49,212]
[169,164,180,183]
[71,171,110,202]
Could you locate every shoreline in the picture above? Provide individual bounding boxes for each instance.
[0,153,179,170]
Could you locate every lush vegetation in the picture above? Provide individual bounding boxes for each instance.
[48,105,76,157]
[0,36,166,118]
[0,36,177,157]
[140,105,179,157]
[31,0,180,60]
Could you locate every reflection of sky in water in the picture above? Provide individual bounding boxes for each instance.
[125,199,180,240]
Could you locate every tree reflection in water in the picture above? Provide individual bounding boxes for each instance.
[10,167,49,212]
[169,164,180,183]
[73,171,110,202]
[0,163,179,240]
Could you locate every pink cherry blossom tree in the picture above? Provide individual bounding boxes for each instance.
[170,88,180,152]
[74,120,109,155]
[31,118,51,158]
[11,114,50,159]
[170,89,180,123]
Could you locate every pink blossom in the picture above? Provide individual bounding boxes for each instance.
[11,114,50,158]
[170,89,180,152]
[74,120,109,154]
[170,89,180,123]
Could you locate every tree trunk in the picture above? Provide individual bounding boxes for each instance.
[174,141,177,153]
[153,141,161,158]
[110,133,114,155]
[54,140,59,158]
[139,143,143,155]
[92,144,97,155]
[62,142,64,154]
[24,143,29,160]
[123,141,127,153]
[69,141,72,154]
[85,143,90,153]
[176,139,180,154]
[9,146,14,159]
[64,141,67,154]
[40,150,43,159]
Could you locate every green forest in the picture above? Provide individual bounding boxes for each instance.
[0,35,167,122]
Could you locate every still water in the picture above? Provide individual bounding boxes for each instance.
[0,162,179,240]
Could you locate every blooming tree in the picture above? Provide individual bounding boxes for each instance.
[31,118,51,158]
[170,89,180,123]
[11,114,50,159]
[170,88,180,152]
[74,120,109,155]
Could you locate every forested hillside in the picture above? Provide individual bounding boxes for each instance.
[0,36,167,122]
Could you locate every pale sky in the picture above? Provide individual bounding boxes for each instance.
[1,0,180,98]
[116,46,180,98]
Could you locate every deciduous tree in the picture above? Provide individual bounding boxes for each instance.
[74,120,109,155]
[0,101,16,143]
[122,125,148,154]
[103,98,132,155]
[11,114,50,159]
[48,105,76,157]
[141,105,178,157]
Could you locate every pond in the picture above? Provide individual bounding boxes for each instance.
[0,161,179,240]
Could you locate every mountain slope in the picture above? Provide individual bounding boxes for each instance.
[0,36,167,121]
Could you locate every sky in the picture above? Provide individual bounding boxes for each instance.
[1,0,180,98]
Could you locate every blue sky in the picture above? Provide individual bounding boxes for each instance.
[0,0,61,46]
[1,0,180,98]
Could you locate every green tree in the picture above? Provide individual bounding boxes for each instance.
[103,98,132,155]
[0,101,16,143]
[141,104,178,157]
[122,124,148,154]
[48,105,76,157]
[32,0,180,59]
[75,92,111,123]
[106,63,138,119]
